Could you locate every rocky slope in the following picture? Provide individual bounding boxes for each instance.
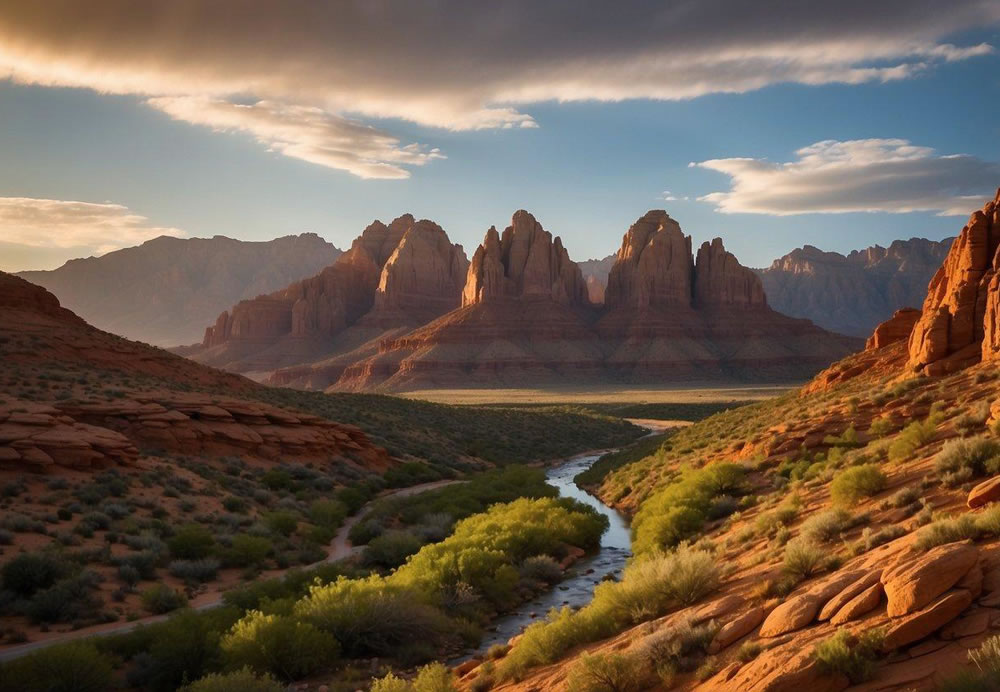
[756,238,952,337]
[17,233,341,346]
[0,272,390,471]
[332,210,859,391]
[187,215,468,378]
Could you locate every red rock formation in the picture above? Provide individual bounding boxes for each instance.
[604,210,693,310]
[462,210,588,307]
[193,215,468,374]
[866,308,921,350]
[908,189,1000,374]
[694,237,767,308]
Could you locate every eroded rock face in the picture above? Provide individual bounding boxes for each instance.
[462,210,588,307]
[694,238,767,308]
[866,308,921,351]
[604,210,693,310]
[882,542,979,617]
[908,189,1000,374]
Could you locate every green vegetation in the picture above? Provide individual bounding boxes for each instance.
[935,437,1000,487]
[830,464,887,506]
[813,629,884,684]
[258,389,644,471]
[914,506,1000,550]
[0,641,112,692]
[783,537,829,581]
[221,611,339,680]
[938,635,1000,691]
[567,652,644,692]
[497,545,718,681]
[179,668,283,692]
[370,663,457,692]
[575,434,672,488]
[887,417,938,463]
[631,463,746,557]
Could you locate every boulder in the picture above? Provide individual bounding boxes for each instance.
[830,583,883,624]
[866,308,921,351]
[881,543,978,616]
[708,605,764,653]
[968,476,1000,508]
[818,570,882,620]
[759,594,822,638]
[881,589,973,651]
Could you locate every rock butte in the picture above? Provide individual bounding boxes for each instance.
[219,209,860,391]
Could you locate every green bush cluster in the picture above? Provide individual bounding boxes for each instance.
[830,464,887,506]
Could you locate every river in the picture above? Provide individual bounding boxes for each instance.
[460,450,632,658]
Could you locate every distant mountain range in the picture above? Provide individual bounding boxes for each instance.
[17,233,341,346]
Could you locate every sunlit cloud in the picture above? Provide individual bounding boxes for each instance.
[0,1,996,178]
[693,139,1000,216]
[0,197,184,252]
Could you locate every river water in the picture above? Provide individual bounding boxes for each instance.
[461,450,632,658]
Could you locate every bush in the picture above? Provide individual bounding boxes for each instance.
[264,511,299,537]
[0,641,112,692]
[939,635,1000,690]
[639,617,718,678]
[25,572,102,624]
[221,611,338,680]
[180,668,283,692]
[814,628,883,683]
[915,515,980,550]
[370,663,458,692]
[1,552,73,596]
[141,584,188,614]
[830,465,887,507]
[519,555,564,585]
[363,530,425,569]
[935,437,1000,481]
[169,558,220,583]
[783,537,827,581]
[888,418,937,463]
[567,652,644,692]
[222,535,273,567]
[801,509,854,543]
[167,524,215,560]
[309,499,348,528]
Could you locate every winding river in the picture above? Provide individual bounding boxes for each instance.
[461,450,632,658]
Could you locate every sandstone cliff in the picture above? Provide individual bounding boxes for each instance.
[578,254,615,304]
[757,238,951,337]
[17,233,341,346]
[908,189,1000,374]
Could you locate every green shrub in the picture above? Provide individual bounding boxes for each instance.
[309,499,348,528]
[167,524,215,560]
[888,418,937,463]
[221,611,338,680]
[639,617,718,678]
[1,552,73,596]
[222,535,273,567]
[830,465,887,506]
[939,634,1000,690]
[179,668,283,692]
[519,555,564,585]
[264,511,299,537]
[935,437,1000,481]
[141,584,188,614]
[814,628,884,683]
[801,508,854,543]
[868,417,894,439]
[25,572,103,624]
[567,652,644,692]
[915,514,980,550]
[783,537,827,581]
[169,558,220,583]
[0,641,112,692]
[370,663,458,692]
[363,530,425,569]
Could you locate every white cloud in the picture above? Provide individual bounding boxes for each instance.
[147,97,443,179]
[0,197,184,252]
[0,1,996,178]
[693,139,1000,216]
[660,191,689,202]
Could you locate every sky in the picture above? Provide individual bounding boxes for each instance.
[1,1,999,272]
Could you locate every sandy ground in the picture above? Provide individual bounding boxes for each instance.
[397,384,793,405]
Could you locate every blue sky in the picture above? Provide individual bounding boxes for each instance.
[1,2,998,271]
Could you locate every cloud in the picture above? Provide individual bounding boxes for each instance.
[147,97,444,179]
[0,197,184,253]
[692,139,1000,216]
[660,191,689,202]
[0,1,996,178]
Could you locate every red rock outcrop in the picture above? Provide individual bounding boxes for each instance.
[694,237,767,308]
[908,189,1000,374]
[604,210,693,310]
[192,215,467,374]
[462,210,588,307]
[866,308,921,350]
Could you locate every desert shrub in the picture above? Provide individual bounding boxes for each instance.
[850,525,907,555]
[814,628,884,683]
[264,511,299,537]
[915,514,980,550]
[935,437,1000,481]
[363,530,425,569]
[567,652,644,692]
[221,611,338,680]
[783,537,827,581]
[222,535,273,567]
[519,555,563,584]
[369,663,458,692]
[801,508,854,543]
[309,499,348,528]
[888,418,937,463]
[349,518,385,546]
[886,486,920,509]
[640,617,718,678]
[167,524,215,560]
[939,634,1000,690]
[0,641,112,692]
[955,403,991,436]
[169,558,220,583]
[736,640,762,662]
[180,668,283,692]
[141,584,188,614]
[1,552,73,596]
[24,571,103,623]
[868,417,894,439]
[830,465,887,506]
